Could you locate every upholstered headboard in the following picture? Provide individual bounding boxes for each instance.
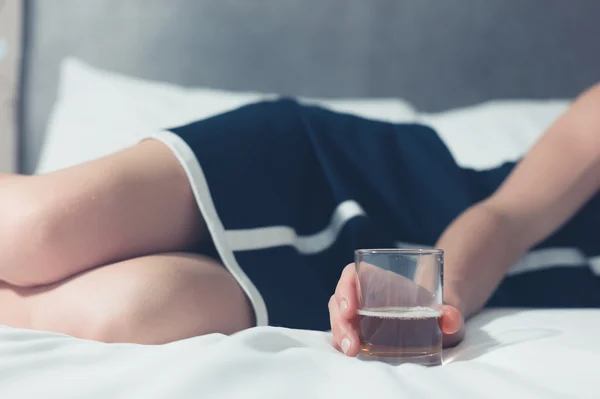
[11,0,600,173]
[0,0,22,173]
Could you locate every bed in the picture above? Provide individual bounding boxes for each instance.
[1,0,600,397]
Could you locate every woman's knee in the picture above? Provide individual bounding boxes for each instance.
[0,176,61,287]
[30,253,253,344]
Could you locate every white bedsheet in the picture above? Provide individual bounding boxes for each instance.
[0,308,597,398]
[19,59,593,398]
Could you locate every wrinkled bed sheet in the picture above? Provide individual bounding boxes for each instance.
[0,308,597,398]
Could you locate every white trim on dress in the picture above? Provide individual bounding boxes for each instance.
[147,131,269,327]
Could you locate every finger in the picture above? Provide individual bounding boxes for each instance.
[440,304,463,334]
[328,295,342,348]
[328,295,360,356]
[439,305,465,348]
[329,295,346,350]
[334,264,359,319]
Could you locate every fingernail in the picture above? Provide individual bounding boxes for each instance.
[340,299,348,315]
[442,308,463,335]
[341,337,351,354]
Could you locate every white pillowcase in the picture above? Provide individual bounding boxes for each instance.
[36,57,571,174]
[36,58,418,174]
[420,99,569,170]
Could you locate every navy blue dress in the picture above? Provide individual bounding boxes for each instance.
[148,99,600,331]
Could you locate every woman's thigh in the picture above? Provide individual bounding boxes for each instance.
[0,253,253,344]
[0,140,206,287]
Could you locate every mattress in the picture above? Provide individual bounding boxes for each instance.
[0,308,597,398]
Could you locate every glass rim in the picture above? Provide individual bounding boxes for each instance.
[355,248,443,256]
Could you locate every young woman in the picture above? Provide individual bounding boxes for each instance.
[0,83,599,353]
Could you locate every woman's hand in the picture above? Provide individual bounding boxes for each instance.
[328,264,465,356]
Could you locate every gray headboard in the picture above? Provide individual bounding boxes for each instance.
[0,0,21,173]
[18,0,600,173]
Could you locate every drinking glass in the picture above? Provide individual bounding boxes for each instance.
[355,248,443,366]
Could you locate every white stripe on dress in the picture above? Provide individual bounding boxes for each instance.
[507,248,590,276]
[225,200,366,254]
[397,243,599,275]
[226,206,599,277]
[589,256,600,275]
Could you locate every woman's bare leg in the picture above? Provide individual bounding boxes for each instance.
[0,253,253,343]
[0,140,205,287]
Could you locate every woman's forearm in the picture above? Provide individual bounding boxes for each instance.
[438,82,600,317]
[487,83,600,249]
[436,201,527,317]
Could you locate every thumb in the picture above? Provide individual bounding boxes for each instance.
[439,305,465,348]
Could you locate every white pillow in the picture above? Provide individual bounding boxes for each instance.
[36,57,418,174]
[37,57,572,174]
[419,99,570,170]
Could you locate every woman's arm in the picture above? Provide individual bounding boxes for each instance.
[441,83,600,317]
[330,83,600,354]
